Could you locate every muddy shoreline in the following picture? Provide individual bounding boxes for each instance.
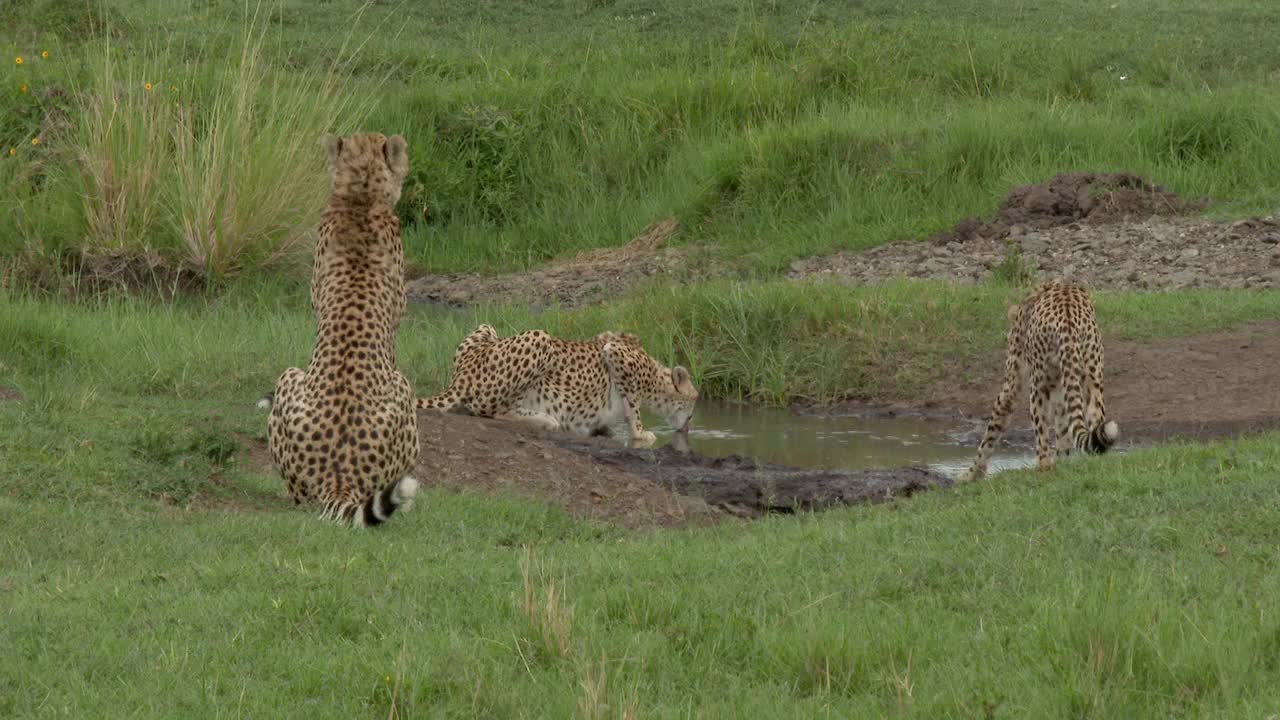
[404,411,955,529]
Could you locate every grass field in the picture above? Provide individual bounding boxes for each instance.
[5,1,1280,717]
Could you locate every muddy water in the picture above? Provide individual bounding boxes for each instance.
[645,401,1035,480]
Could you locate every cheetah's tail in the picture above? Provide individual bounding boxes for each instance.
[256,392,274,410]
[358,476,420,527]
[415,389,460,412]
[320,477,421,528]
[1085,420,1120,454]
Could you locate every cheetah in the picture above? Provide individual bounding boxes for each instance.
[417,326,697,448]
[265,132,420,527]
[962,281,1119,482]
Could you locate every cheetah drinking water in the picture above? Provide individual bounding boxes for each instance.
[963,281,1119,481]
[418,326,697,449]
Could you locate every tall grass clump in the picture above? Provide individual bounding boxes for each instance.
[66,9,375,277]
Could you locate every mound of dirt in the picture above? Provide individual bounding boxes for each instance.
[791,173,1280,290]
[407,218,715,309]
[791,214,1280,290]
[927,172,1203,245]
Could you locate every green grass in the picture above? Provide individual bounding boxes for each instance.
[5,1,1280,715]
[4,282,1280,716]
[5,0,1280,276]
[5,279,1280,409]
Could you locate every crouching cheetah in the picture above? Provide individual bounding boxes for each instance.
[962,281,1119,482]
[417,325,697,448]
[266,132,420,527]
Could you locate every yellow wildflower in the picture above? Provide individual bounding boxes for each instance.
[31,138,39,146]
[19,83,27,93]
[41,51,49,59]
[144,82,153,91]
[7,148,14,156]
[14,57,22,65]
[384,675,391,684]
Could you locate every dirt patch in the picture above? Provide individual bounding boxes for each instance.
[0,386,22,402]
[792,215,1280,290]
[790,173,1280,290]
[414,410,720,529]
[407,218,718,309]
[818,321,1280,449]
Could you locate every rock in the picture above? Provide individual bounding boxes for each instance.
[1169,270,1199,289]
[921,258,947,275]
[1020,235,1050,255]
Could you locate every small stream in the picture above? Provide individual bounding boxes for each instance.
[646,401,1036,480]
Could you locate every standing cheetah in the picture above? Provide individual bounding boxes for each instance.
[266,132,420,527]
[963,281,1119,482]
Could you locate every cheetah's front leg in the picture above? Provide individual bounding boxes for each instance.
[962,355,1020,483]
[621,396,655,448]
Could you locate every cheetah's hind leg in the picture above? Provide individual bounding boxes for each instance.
[495,408,561,433]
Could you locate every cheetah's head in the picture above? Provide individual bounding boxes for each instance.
[320,131,409,206]
[602,340,699,438]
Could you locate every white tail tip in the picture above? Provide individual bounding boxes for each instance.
[394,476,420,510]
[1102,420,1119,442]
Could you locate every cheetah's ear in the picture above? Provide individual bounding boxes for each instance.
[320,134,342,168]
[671,366,696,394]
[383,134,409,179]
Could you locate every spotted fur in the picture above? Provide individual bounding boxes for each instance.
[266,132,420,527]
[963,281,1119,481]
[416,326,697,447]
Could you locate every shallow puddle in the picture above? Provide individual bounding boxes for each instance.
[646,401,1035,480]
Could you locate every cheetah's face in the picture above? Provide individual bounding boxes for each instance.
[646,365,699,434]
[321,131,409,206]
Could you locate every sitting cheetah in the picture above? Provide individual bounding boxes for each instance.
[417,325,697,448]
[962,281,1119,481]
[265,132,420,527]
